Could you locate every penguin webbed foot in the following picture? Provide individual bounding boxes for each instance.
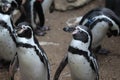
[93,46,110,55]
[39,26,50,31]
[97,48,110,55]
[34,29,46,36]
[34,26,50,36]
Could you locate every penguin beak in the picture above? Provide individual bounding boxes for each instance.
[15,26,23,34]
[63,26,76,33]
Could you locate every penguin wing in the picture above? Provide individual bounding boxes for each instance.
[9,53,19,80]
[34,37,50,80]
[53,54,68,80]
[43,52,50,80]
[35,47,50,80]
[90,53,99,80]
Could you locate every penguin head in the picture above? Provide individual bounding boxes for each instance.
[72,25,92,44]
[15,22,33,39]
[63,25,92,43]
[69,25,92,50]
[0,0,18,14]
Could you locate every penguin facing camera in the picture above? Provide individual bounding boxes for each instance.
[0,0,20,15]
[0,0,19,68]
[9,22,50,80]
[64,7,120,55]
[54,25,99,80]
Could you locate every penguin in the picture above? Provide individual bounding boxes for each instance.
[54,25,99,80]
[64,7,120,54]
[10,22,50,80]
[12,0,54,36]
[0,0,18,67]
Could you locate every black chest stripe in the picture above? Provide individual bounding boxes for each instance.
[68,46,96,72]
[0,22,17,45]
[17,43,44,64]
[68,46,89,61]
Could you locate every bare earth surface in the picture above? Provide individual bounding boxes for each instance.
[0,0,120,80]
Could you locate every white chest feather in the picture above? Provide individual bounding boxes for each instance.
[68,52,96,80]
[0,27,16,61]
[17,47,48,80]
[91,21,109,48]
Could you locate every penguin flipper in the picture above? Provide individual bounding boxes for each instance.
[9,53,19,80]
[42,54,50,80]
[53,54,68,80]
[49,0,55,13]
[90,53,99,80]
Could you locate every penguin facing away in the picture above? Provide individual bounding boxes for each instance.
[11,0,54,36]
[10,22,50,80]
[64,7,120,54]
[54,25,99,80]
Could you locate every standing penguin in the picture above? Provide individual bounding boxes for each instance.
[13,0,54,36]
[10,22,50,80]
[0,0,18,67]
[64,7,120,54]
[54,25,99,80]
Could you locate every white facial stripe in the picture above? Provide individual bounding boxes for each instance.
[16,25,45,57]
[70,25,91,51]
[76,25,90,37]
[72,29,79,35]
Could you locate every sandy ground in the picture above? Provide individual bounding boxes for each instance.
[0,0,120,80]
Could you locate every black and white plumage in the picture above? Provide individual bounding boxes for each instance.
[10,22,50,80]
[0,1,17,64]
[12,0,54,36]
[0,0,19,14]
[54,25,99,80]
[64,7,120,54]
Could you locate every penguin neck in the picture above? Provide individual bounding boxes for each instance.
[70,38,91,51]
[68,39,93,65]
[16,36,35,47]
[0,13,14,31]
[16,35,41,55]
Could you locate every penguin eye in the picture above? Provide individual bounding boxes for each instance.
[21,25,27,30]
[76,26,81,30]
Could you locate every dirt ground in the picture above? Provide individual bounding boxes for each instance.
[0,0,120,80]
